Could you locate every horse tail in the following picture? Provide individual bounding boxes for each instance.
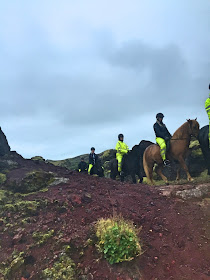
[143,148,153,185]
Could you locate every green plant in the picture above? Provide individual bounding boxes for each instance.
[0,250,25,279]
[42,253,75,280]
[32,229,54,246]
[0,173,6,185]
[96,216,141,264]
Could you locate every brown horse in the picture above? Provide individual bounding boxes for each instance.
[143,119,200,185]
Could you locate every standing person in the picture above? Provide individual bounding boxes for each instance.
[78,157,88,173]
[153,113,172,166]
[205,84,210,147]
[88,147,98,175]
[115,134,129,175]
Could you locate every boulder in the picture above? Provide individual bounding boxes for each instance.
[6,171,55,193]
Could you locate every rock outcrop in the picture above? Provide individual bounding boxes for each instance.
[0,127,10,156]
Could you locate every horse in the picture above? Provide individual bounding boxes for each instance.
[89,159,104,177]
[110,140,153,183]
[198,125,210,175]
[143,119,200,185]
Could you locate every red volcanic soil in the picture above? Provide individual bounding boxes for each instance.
[0,159,209,280]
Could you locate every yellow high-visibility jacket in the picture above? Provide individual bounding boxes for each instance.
[115,141,129,157]
[205,97,210,116]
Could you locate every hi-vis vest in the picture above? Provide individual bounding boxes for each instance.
[205,97,210,114]
[115,141,129,156]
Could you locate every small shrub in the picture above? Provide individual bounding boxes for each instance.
[95,216,141,264]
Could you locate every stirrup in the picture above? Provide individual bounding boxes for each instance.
[163,159,170,166]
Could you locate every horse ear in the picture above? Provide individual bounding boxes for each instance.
[187,119,191,122]
[195,117,197,121]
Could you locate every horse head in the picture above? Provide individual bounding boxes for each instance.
[187,119,200,138]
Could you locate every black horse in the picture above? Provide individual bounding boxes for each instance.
[89,160,104,177]
[198,125,210,175]
[110,140,153,183]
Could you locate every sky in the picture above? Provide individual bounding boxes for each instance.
[0,0,210,160]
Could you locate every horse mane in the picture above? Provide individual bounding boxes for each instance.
[172,121,190,138]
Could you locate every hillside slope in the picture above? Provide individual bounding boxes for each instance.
[0,152,209,280]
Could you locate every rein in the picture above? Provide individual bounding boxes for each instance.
[170,138,190,140]
[170,134,195,140]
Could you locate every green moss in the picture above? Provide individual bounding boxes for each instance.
[0,251,25,279]
[4,200,39,215]
[42,253,75,280]
[4,204,15,212]
[32,229,54,246]
[7,171,54,193]
[31,156,45,162]
[0,173,6,185]
[0,190,8,205]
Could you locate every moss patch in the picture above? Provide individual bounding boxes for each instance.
[32,229,54,246]
[0,173,6,185]
[42,253,75,280]
[0,251,25,280]
[7,171,54,193]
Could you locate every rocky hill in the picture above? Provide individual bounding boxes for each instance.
[0,131,209,280]
[0,151,209,279]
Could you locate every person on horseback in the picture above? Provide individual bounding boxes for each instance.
[205,84,210,147]
[88,147,99,174]
[115,134,129,175]
[153,113,171,166]
[78,157,88,173]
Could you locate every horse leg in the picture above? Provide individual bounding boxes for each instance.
[155,164,169,185]
[120,173,125,182]
[178,157,193,181]
[131,172,137,184]
[137,171,143,183]
[143,155,154,185]
[110,160,117,180]
[176,166,181,181]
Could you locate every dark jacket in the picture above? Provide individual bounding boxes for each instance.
[153,121,171,140]
[78,161,88,172]
[89,153,98,165]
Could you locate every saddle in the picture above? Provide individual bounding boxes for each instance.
[166,138,171,153]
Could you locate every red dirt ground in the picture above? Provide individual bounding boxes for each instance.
[0,158,209,280]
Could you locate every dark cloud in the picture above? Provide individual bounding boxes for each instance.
[0,1,209,158]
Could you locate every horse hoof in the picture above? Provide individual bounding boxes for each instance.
[166,182,169,186]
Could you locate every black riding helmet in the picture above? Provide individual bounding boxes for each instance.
[156,113,164,119]
[91,147,95,151]
[118,134,124,140]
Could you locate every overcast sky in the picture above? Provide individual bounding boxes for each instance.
[0,0,210,160]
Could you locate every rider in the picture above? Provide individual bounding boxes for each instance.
[115,134,129,175]
[88,147,98,175]
[78,157,88,173]
[205,84,210,147]
[153,113,172,166]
